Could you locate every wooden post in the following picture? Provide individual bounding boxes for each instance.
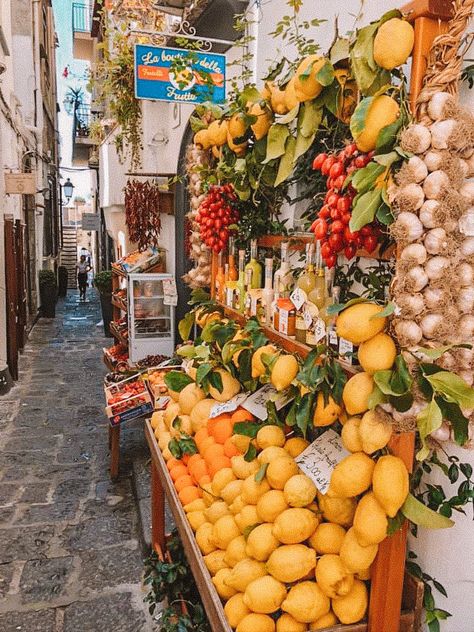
[210,251,218,299]
[109,424,121,479]
[151,459,166,554]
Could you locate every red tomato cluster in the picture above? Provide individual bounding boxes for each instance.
[310,144,381,267]
[107,379,146,406]
[109,395,148,415]
[196,184,239,253]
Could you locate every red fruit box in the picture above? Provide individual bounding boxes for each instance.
[104,372,153,426]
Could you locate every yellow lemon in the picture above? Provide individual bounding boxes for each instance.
[270,85,289,115]
[353,95,400,153]
[194,128,211,149]
[203,549,228,576]
[228,493,246,515]
[372,455,409,517]
[227,130,247,155]
[315,554,354,598]
[190,398,219,432]
[225,593,251,629]
[331,579,368,624]
[284,474,317,507]
[221,480,245,506]
[231,455,260,479]
[228,112,247,139]
[293,55,327,102]
[212,468,237,497]
[243,575,287,614]
[276,614,307,632]
[178,382,206,415]
[150,410,165,429]
[336,302,387,344]
[187,510,207,531]
[309,611,339,629]
[284,77,299,111]
[201,481,218,507]
[224,535,247,568]
[341,417,363,452]
[359,409,392,454]
[339,527,378,573]
[195,522,216,555]
[266,456,299,489]
[205,501,231,524]
[235,505,260,533]
[258,447,289,465]
[241,475,271,505]
[170,414,193,437]
[353,492,388,546]
[256,425,286,450]
[327,453,375,498]
[358,333,397,375]
[207,119,228,146]
[266,544,316,583]
[342,372,374,415]
[164,402,181,428]
[281,581,330,623]
[284,437,310,458]
[225,558,267,592]
[245,523,280,561]
[157,430,171,450]
[183,498,206,513]
[313,392,342,427]
[249,102,273,140]
[256,490,289,523]
[308,523,346,555]
[212,567,237,599]
[251,344,278,379]
[212,514,241,550]
[237,613,275,632]
[273,508,318,544]
[208,369,241,402]
[373,18,415,70]
[271,355,299,391]
[334,68,358,124]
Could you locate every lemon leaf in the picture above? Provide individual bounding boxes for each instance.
[315,60,335,87]
[298,102,323,138]
[294,130,316,163]
[255,463,269,483]
[178,312,195,341]
[415,344,472,360]
[368,385,386,409]
[164,371,194,392]
[263,124,290,163]
[401,493,454,529]
[329,37,350,65]
[233,421,260,438]
[349,189,382,232]
[277,104,300,124]
[416,398,443,461]
[274,135,296,187]
[426,371,474,409]
[350,96,373,139]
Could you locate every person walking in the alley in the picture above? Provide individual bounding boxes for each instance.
[76,254,91,301]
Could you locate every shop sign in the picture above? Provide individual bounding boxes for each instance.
[134,44,226,104]
[4,172,37,195]
[81,213,101,231]
[295,429,350,494]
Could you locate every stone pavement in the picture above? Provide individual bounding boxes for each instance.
[0,291,156,631]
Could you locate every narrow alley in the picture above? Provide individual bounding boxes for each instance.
[0,293,154,632]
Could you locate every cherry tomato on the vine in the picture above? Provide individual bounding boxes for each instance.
[312,153,327,170]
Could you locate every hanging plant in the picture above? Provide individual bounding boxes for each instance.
[124,180,162,251]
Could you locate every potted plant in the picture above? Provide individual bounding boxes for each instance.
[94,269,113,336]
[58,266,68,298]
[39,270,58,318]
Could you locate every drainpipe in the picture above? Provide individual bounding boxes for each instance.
[32,0,44,286]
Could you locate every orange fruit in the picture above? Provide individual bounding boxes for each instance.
[187,453,203,469]
[195,428,209,449]
[209,455,232,478]
[170,464,188,482]
[167,458,182,472]
[199,436,216,455]
[175,475,194,492]
[182,454,191,465]
[179,486,201,505]
[190,459,209,484]
[231,408,255,423]
[224,437,241,458]
[203,443,225,465]
[199,475,211,485]
[210,418,234,445]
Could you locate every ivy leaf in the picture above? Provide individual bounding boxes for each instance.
[435,397,469,446]
[350,96,374,139]
[349,189,383,232]
[255,463,269,483]
[401,493,454,529]
[164,371,193,393]
[274,135,296,186]
[178,312,195,341]
[263,124,290,163]
[426,372,474,409]
[416,399,443,461]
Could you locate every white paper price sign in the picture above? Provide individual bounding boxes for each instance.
[290,287,307,311]
[242,383,294,420]
[295,429,350,494]
[154,396,171,410]
[209,393,248,418]
[163,277,178,306]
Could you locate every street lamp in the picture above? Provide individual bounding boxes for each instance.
[59,178,75,249]
[63,178,75,202]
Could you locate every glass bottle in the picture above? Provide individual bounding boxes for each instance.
[296,243,316,295]
[261,257,274,326]
[307,242,327,310]
[244,269,253,318]
[215,252,225,303]
[244,239,262,289]
[274,241,294,299]
[234,249,246,313]
[228,237,238,281]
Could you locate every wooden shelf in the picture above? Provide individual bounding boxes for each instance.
[109,322,128,347]
[145,420,423,632]
[102,352,116,372]
[111,296,127,311]
[220,303,360,374]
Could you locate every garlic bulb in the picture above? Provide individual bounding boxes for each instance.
[461,237,474,257]
[420,313,444,339]
[455,346,474,369]
[424,151,443,172]
[423,287,445,309]
[457,262,474,286]
[406,266,429,291]
[424,256,450,280]
[396,293,425,316]
[419,200,440,229]
[423,170,450,199]
[401,124,432,154]
[407,156,428,183]
[460,371,474,386]
[398,183,425,210]
[394,320,423,345]
[437,352,456,370]
[394,212,424,242]
[400,243,427,264]
[428,92,456,121]
[461,181,474,205]
[458,288,474,313]
[458,208,474,236]
[430,120,457,149]
[459,315,474,339]
[424,228,448,254]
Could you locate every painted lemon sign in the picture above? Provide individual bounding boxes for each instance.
[134,44,226,104]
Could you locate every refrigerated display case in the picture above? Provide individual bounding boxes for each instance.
[128,273,175,362]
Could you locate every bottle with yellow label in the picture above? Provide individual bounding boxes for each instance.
[215,252,225,303]
[244,239,262,289]
[228,237,238,282]
[234,250,246,313]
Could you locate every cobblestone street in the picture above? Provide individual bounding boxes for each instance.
[0,292,155,631]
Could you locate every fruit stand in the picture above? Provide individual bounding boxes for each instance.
[143,1,474,631]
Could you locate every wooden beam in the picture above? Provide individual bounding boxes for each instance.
[401,0,454,21]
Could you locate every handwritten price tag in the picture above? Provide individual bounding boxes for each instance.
[242,383,294,420]
[290,287,307,311]
[295,429,350,494]
[209,393,249,419]
[154,396,170,410]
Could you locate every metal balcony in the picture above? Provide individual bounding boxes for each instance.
[72,104,95,165]
[72,2,94,61]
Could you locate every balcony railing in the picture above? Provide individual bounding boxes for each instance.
[73,104,91,139]
[72,2,93,34]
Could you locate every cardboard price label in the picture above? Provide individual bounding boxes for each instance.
[242,383,294,420]
[290,287,306,311]
[209,393,248,418]
[295,429,350,494]
[163,277,178,306]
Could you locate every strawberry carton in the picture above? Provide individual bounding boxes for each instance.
[104,372,153,426]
